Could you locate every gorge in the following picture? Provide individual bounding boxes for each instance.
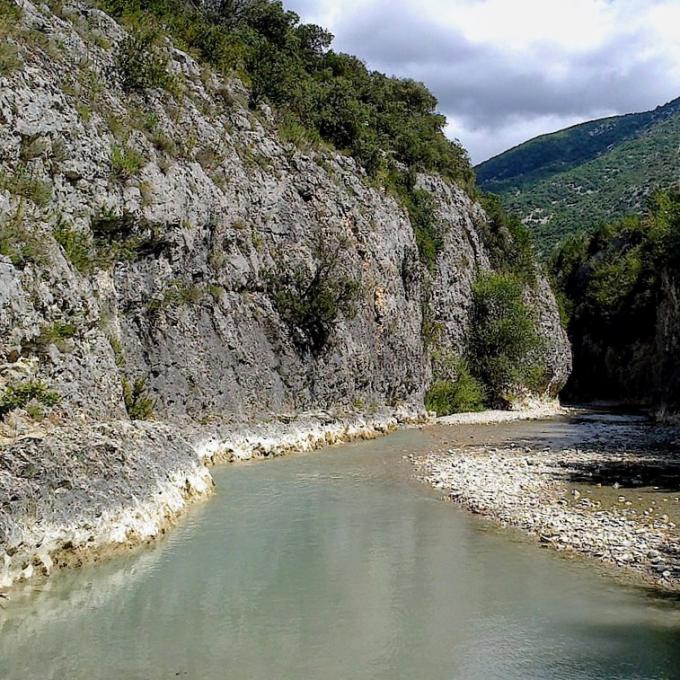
[0,0,570,590]
[1,2,680,677]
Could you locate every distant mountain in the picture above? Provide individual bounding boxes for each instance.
[476,97,680,251]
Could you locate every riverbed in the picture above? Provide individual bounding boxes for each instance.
[1,417,680,679]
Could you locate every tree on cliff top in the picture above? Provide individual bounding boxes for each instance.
[100,0,473,189]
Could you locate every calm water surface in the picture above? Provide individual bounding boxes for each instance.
[2,420,680,679]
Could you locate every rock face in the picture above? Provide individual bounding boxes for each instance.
[1,6,423,418]
[0,1,570,422]
[0,1,571,588]
[560,248,678,418]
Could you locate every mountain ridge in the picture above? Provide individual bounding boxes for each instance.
[476,96,680,249]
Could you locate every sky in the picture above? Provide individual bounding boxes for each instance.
[285,0,680,164]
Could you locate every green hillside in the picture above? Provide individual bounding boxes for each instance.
[476,97,680,251]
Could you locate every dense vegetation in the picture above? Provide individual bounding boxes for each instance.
[552,190,680,403]
[469,272,544,407]
[475,194,536,283]
[476,97,680,251]
[97,0,474,191]
[425,260,546,415]
[424,353,485,416]
[425,269,546,414]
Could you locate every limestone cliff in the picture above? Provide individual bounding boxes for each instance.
[0,0,570,588]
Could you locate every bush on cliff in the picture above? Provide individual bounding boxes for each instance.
[470,272,544,406]
[122,376,156,420]
[265,243,359,355]
[0,212,50,268]
[476,193,536,284]
[113,28,173,93]
[0,380,60,417]
[425,353,486,415]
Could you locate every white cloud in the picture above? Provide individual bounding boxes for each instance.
[286,0,680,163]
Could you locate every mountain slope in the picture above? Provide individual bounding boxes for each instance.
[476,98,680,250]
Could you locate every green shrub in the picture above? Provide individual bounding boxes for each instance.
[55,212,151,272]
[36,321,78,351]
[110,143,145,180]
[0,380,60,417]
[477,193,536,283]
[207,284,223,300]
[0,220,26,265]
[147,279,204,312]
[39,320,77,339]
[470,271,544,405]
[75,101,93,124]
[0,0,22,53]
[113,29,171,93]
[0,41,21,76]
[0,214,49,268]
[163,280,203,306]
[122,376,155,420]
[404,184,441,273]
[25,401,46,420]
[425,355,485,415]
[382,170,443,273]
[54,221,94,273]
[150,129,177,156]
[107,335,126,368]
[51,137,68,164]
[0,0,21,23]
[277,112,322,150]
[90,209,164,265]
[420,296,443,351]
[0,165,52,207]
[91,208,136,239]
[265,244,359,354]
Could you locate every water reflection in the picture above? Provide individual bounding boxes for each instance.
[1,425,680,680]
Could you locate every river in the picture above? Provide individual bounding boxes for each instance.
[1,418,680,679]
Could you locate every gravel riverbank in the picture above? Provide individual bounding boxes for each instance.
[437,401,565,426]
[414,414,680,591]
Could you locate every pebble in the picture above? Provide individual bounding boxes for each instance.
[413,428,680,591]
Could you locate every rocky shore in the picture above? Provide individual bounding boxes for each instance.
[414,415,680,591]
[0,409,417,592]
[437,400,564,426]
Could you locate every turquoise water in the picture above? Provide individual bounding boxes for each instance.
[1,422,680,679]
